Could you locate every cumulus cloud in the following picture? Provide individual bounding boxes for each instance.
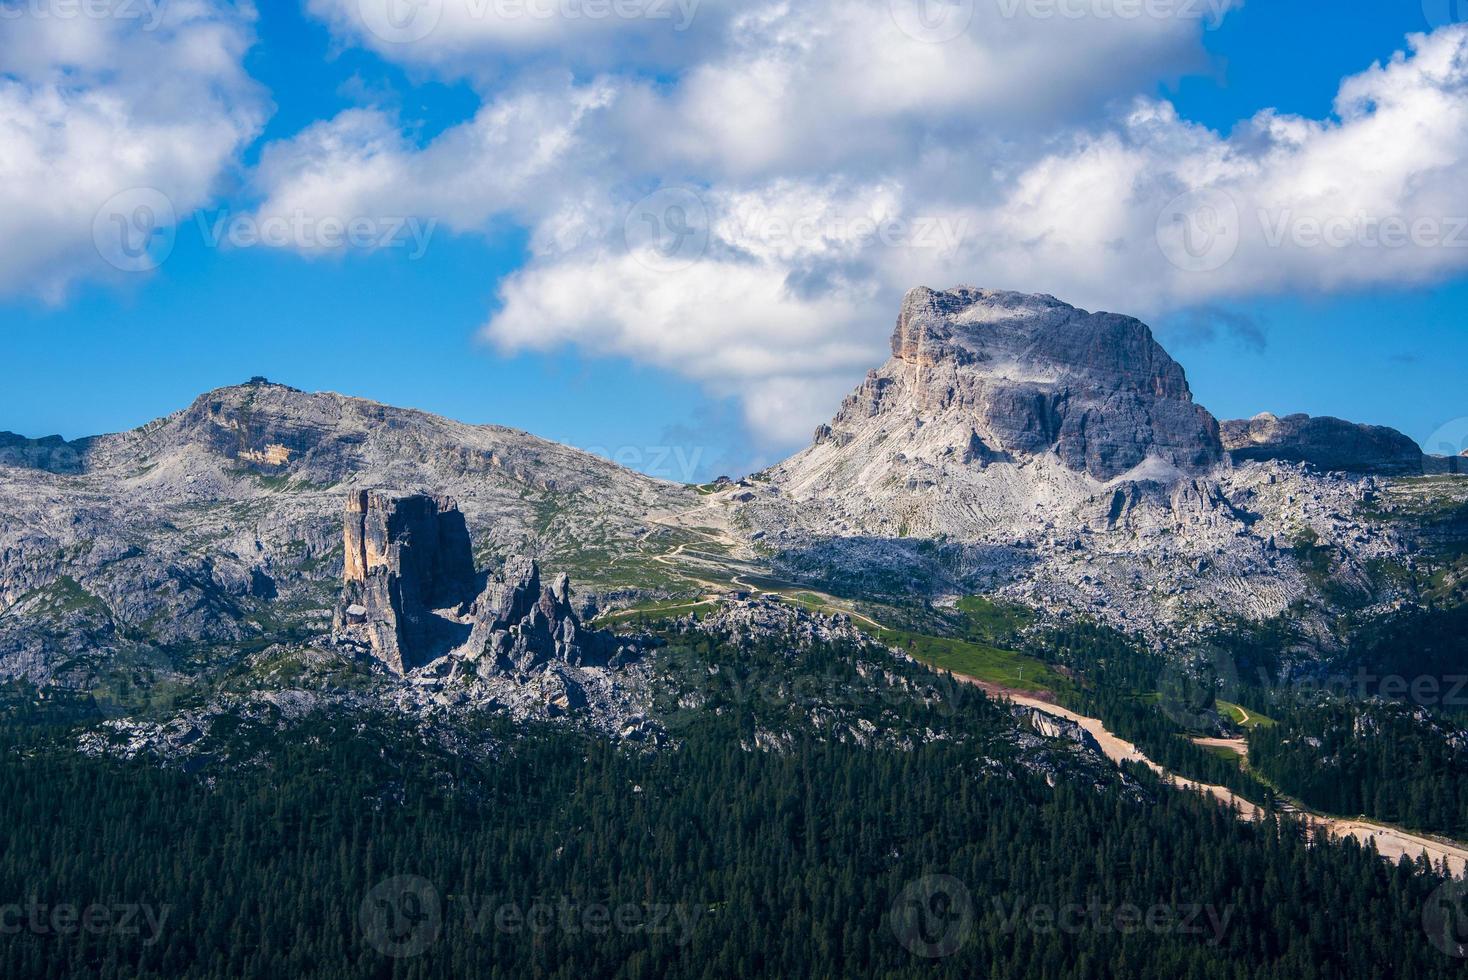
[250,77,617,245]
[0,1,266,300]
[945,27,1468,312]
[254,6,1468,450]
[307,0,734,75]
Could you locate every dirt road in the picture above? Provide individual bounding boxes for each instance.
[958,676,1468,875]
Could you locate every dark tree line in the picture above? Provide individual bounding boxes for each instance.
[0,676,1463,979]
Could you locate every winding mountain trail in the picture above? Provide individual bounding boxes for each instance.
[1192,736,1250,757]
[643,515,895,632]
[954,675,1468,875]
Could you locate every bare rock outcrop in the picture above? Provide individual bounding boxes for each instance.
[0,378,687,687]
[457,559,633,677]
[333,492,477,674]
[753,287,1467,636]
[332,491,637,684]
[1222,413,1429,476]
[866,287,1223,480]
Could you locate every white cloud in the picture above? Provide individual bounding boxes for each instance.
[308,0,730,75]
[945,27,1468,312]
[255,5,1468,451]
[0,1,265,300]
[484,27,1468,447]
[251,77,618,247]
[487,244,883,443]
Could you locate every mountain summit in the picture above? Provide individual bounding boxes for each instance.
[881,287,1223,479]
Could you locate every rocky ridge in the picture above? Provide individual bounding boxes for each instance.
[0,379,690,687]
[740,287,1461,637]
[328,491,647,720]
[1221,412,1445,476]
[2,287,1465,706]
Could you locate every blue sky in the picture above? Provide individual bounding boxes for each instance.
[3,0,1467,479]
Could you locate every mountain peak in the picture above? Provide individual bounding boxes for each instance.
[1221,412,1434,475]
[798,287,1222,483]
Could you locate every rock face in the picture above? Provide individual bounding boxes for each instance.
[852,287,1222,481]
[457,559,631,681]
[332,491,635,684]
[748,287,1465,636]
[0,379,689,686]
[1014,706,1103,757]
[0,432,86,473]
[1424,452,1468,476]
[333,492,477,674]
[1222,413,1428,475]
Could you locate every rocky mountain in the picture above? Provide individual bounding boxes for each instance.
[326,490,647,725]
[1221,412,1453,476]
[1,288,1463,708]
[0,379,691,688]
[334,491,479,674]
[817,287,1223,482]
[737,287,1465,637]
